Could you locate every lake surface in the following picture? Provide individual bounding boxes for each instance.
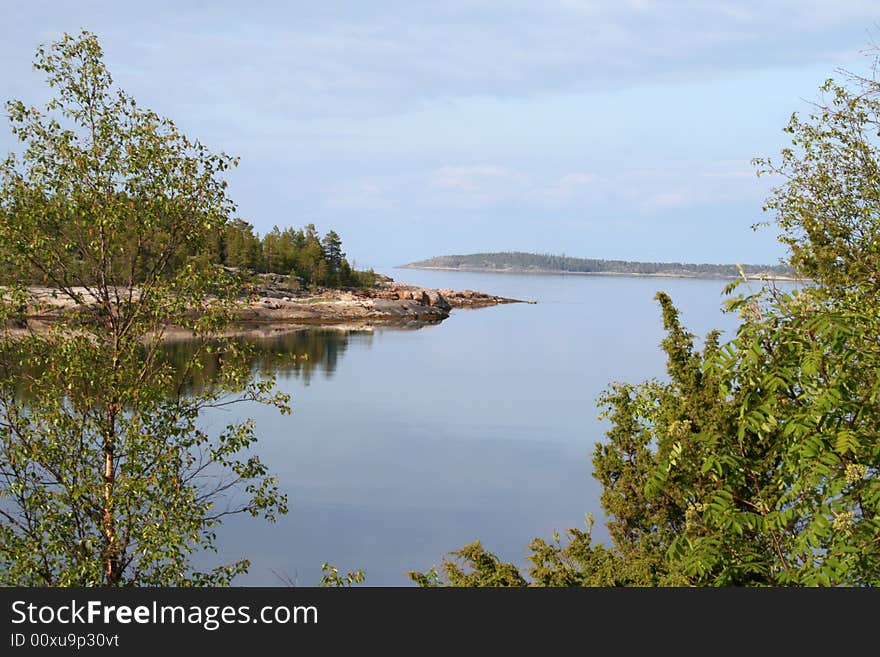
[198,270,769,585]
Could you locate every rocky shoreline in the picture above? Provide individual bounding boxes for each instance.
[12,276,534,335]
[233,278,533,330]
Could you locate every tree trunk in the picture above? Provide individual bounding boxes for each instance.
[102,420,119,585]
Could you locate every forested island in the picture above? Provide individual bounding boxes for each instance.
[1,185,525,331]
[5,214,525,335]
[403,251,797,279]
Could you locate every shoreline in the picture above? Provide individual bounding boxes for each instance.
[398,265,807,282]
[9,280,534,335]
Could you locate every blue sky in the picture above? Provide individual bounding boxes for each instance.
[3,1,879,269]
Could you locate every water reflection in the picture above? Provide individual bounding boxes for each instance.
[161,328,375,388]
[0,329,376,404]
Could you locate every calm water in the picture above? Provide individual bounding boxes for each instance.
[196,270,767,585]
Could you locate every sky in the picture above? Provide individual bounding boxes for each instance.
[2,1,879,269]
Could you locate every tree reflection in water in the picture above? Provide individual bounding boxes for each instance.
[162,329,373,392]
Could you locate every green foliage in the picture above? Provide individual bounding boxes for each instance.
[410,44,880,588]
[318,563,365,587]
[407,541,527,587]
[677,288,880,585]
[0,31,289,585]
[753,72,880,294]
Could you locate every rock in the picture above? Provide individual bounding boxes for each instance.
[425,290,451,310]
[17,279,529,333]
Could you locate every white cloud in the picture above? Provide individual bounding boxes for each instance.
[558,172,596,185]
[644,190,692,209]
[700,170,755,179]
[5,0,875,123]
[539,172,597,202]
[325,178,398,210]
[431,165,526,195]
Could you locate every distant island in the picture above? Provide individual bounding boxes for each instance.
[401,251,800,280]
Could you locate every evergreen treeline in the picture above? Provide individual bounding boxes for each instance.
[209,220,376,289]
[404,251,795,278]
[0,207,376,291]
